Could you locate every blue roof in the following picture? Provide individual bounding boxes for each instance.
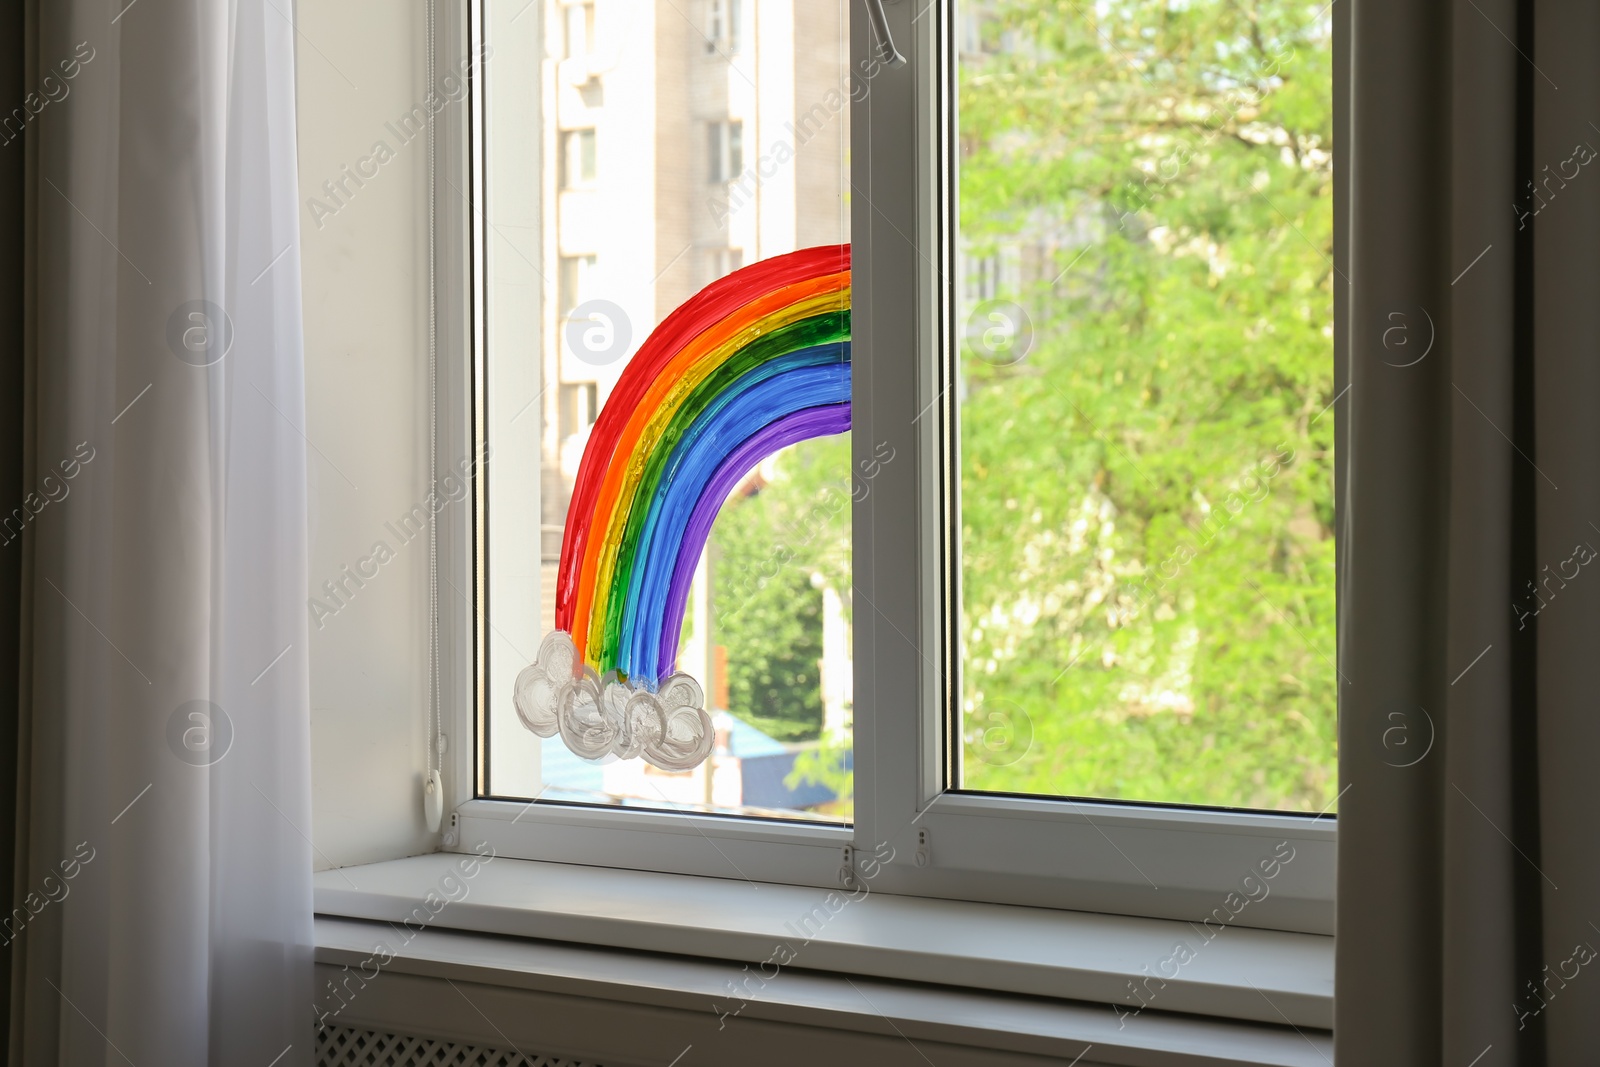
[718,713,789,758]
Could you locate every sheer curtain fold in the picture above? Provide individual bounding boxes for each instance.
[13,1,313,1064]
[1341,0,1600,1063]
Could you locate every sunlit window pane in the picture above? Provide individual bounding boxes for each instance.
[956,0,1337,812]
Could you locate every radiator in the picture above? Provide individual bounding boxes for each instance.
[316,1023,601,1067]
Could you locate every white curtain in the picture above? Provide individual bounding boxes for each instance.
[12,0,313,1063]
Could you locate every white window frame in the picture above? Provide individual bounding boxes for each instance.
[440,0,1336,936]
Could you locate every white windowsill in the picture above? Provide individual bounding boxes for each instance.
[313,853,1333,1054]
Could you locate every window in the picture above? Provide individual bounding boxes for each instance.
[463,0,1336,932]
[559,128,597,189]
[558,382,599,441]
[961,250,1003,305]
[705,119,742,184]
[556,254,596,317]
[478,1,850,827]
[562,0,594,60]
[705,0,742,55]
[702,247,743,286]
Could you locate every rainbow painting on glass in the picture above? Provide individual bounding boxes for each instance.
[514,244,851,770]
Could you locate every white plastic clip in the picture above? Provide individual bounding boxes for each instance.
[424,770,444,833]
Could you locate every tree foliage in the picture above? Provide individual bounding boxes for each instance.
[710,435,852,743]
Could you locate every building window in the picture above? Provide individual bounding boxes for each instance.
[557,254,597,317]
[706,0,743,54]
[560,128,597,189]
[703,247,744,285]
[962,251,1003,304]
[563,0,595,60]
[960,10,983,57]
[706,120,743,183]
[467,0,1337,931]
[558,382,599,440]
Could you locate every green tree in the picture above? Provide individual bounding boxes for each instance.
[710,435,852,743]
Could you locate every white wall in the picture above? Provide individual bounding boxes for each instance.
[296,0,437,868]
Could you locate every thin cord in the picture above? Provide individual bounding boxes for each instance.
[427,0,441,782]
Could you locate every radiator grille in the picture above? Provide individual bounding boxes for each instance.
[316,1023,601,1067]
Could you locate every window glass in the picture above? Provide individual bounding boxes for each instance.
[563,1,594,60]
[706,0,724,52]
[486,1,852,822]
[557,254,596,317]
[705,0,744,54]
[706,122,722,182]
[561,128,597,188]
[558,381,599,440]
[726,121,743,179]
[707,120,744,184]
[703,247,744,287]
[954,0,1336,812]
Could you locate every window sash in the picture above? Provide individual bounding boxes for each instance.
[844,0,1336,932]
[727,120,743,179]
[458,0,850,892]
